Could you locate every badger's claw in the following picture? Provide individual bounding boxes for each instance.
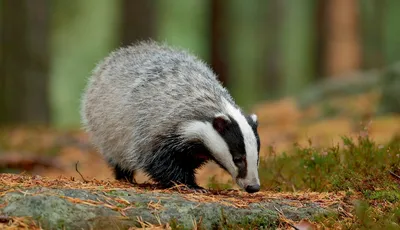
[117,177,136,185]
[190,187,209,194]
[171,184,209,194]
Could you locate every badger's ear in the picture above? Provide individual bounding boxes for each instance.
[250,114,258,123]
[213,114,230,133]
[249,114,258,127]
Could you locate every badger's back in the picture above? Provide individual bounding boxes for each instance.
[81,41,234,170]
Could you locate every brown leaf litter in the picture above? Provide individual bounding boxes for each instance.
[0,173,356,209]
[0,173,358,229]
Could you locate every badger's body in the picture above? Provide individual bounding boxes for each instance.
[81,41,261,193]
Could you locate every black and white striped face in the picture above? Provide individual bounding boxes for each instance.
[180,100,261,193]
[219,101,260,193]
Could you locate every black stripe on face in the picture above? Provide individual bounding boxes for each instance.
[216,116,247,179]
[246,115,260,165]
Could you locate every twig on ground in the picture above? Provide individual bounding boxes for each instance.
[389,170,400,181]
[75,161,88,183]
[274,206,300,230]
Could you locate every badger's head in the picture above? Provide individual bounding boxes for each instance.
[181,100,261,193]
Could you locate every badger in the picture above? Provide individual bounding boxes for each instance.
[81,41,261,193]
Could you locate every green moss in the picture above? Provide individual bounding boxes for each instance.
[90,216,138,230]
[56,219,66,229]
[134,202,146,208]
[364,190,400,203]
[208,208,277,229]
[104,190,129,197]
[235,215,277,229]
[169,218,186,230]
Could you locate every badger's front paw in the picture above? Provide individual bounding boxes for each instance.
[187,185,209,194]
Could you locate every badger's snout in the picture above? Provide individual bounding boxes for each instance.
[245,184,260,193]
[236,176,260,193]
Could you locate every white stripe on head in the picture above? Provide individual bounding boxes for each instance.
[222,98,260,188]
[179,120,238,178]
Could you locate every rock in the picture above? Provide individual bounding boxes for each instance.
[0,174,338,229]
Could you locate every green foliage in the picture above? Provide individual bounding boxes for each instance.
[313,211,341,229]
[259,134,400,193]
[256,134,400,228]
[347,200,400,229]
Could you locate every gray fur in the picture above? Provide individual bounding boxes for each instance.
[81,41,259,191]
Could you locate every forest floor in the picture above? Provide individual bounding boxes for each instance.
[1,91,400,229]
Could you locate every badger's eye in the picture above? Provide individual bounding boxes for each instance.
[233,156,245,164]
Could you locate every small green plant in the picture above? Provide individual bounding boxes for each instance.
[259,134,400,194]
[363,190,400,203]
[255,134,400,228]
[347,200,400,229]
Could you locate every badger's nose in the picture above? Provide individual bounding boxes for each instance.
[245,184,260,193]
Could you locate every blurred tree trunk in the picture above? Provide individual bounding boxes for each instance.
[378,0,400,114]
[315,0,328,79]
[383,0,400,65]
[261,0,284,99]
[210,0,229,85]
[0,0,50,125]
[323,0,361,77]
[121,0,156,45]
[281,0,316,95]
[227,0,264,109]
[359,0,384,69]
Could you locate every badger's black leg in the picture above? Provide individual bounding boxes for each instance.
[114,164,136,184]
[144,160,199,189]
[144,141,209,191]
